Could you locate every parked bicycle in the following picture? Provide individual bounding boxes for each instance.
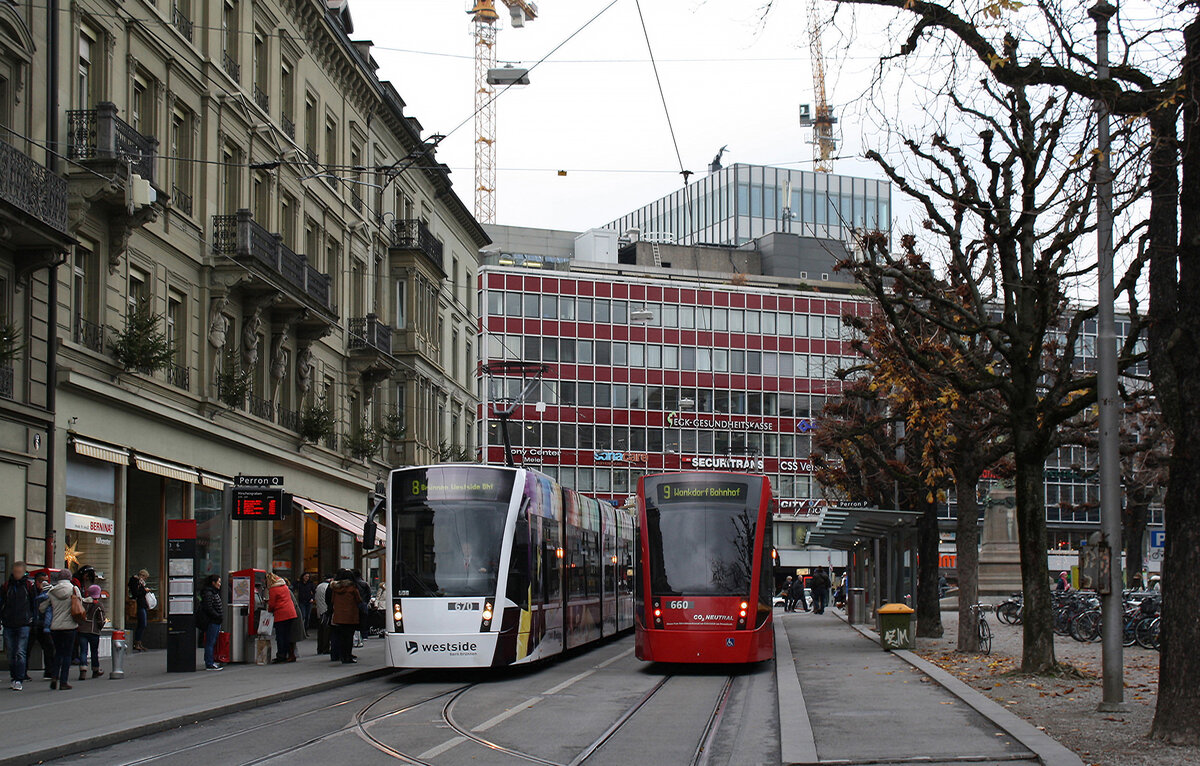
[970,603,992,655]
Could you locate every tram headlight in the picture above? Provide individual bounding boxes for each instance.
[480,600,495,632]
[393,599,404,632]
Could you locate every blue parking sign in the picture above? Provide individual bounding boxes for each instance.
[1150,530,1166,549]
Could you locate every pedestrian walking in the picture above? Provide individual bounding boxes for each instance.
[779,576,794,612]
[314,574,332,656]
[31,571,55,680]
[938,574,948,599]
[297,573,317,629]
[43,570,82,690]
[1,562,37,691]
[789,574,809,612]
[266,573,298,663]
[329,570,362,664]
[77,585,105,680]
[127,569,151,651]
[198,575,224,670]
[810,567,831,614]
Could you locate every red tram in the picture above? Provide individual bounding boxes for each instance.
[634,471,775,664]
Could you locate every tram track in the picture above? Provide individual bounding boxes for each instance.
[413,671,737,766]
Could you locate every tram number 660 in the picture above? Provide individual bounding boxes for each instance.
[667,600,693,609]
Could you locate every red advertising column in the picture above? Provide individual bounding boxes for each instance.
[166,520,197,672]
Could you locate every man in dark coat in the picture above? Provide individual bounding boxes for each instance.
[789,574,809,612]
[198,575,224,670]
[1,562,37,691]
[810,567,831,614]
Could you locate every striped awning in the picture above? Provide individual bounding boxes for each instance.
[199,472,232,490]
[293,495,384,547]
[72,437,130,465]
[133,455,200,484]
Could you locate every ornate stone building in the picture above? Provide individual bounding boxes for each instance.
[0,0,485,645]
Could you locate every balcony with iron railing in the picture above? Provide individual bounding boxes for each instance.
[0,138,70,236]
[66,103,157,184]
[388,219,444,273]
[350,189,362,212]
[348,315,392,356]
[165,363,190,391]
[172,5,194,41]
[73,316,104,353]
[223,51,241,81]
[211,210,335,319]
[281,115,295,140]
[172,184,193,216]
[253,84,269,112]
[247,393,275,422]
[0,364,12,401]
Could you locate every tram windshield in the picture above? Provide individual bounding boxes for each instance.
[392,467,516,598]
[643,477,759,597]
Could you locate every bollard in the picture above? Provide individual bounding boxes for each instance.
[110,629,127,679]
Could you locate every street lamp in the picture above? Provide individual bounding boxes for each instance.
[1090,0,1126,712]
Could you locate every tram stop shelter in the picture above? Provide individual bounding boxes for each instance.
[806,506,923,624]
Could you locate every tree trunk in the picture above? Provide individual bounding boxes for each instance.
[1150,16,1200,746]
[916,493,943,638]
[1013,434,1057,673]
[954,466,982,652]
[1122,491,1149,588]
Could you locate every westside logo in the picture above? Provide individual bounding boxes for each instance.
[405,641,419,655]
[417,641,478,653]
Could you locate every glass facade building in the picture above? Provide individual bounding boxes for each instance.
[603,164,892,246]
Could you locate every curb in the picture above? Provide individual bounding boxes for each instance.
[2,666,394,766]
[773,618,819,765]
[840,615,1084,766]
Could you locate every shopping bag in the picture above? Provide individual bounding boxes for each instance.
[256,611,275,635]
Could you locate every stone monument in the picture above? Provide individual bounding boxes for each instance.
[977,481,1023,596]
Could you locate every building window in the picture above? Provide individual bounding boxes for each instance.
[166,290,185,357]
[279,193,296,248]
[304,93,317,158]
[131,74,154,136]
[395,279,406,329]
[128,268,149,317]
[252,171,269,224]
[221,143,242,212]
[324,115,337,165]
[280,61,295,127]
[222,1,240,71]
[170,106,195,214]
[72,248,99,333]
[451,331,459,378]
[253,30,268,108]
[77,27,98,109]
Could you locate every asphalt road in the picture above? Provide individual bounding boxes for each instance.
[48,634,780,766]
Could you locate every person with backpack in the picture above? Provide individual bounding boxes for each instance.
[197,575,224,670]
[1,562,37,691]
[42,570,82,690]
[76,585,106,680]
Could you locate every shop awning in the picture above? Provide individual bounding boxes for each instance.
[293,495,384,547]
[805,506,923,550]
[72,437,129,465]
[199,472,232,490]
[133,455,200,484]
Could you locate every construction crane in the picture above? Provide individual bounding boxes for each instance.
[798,0,837,173]
[469,0,537,224]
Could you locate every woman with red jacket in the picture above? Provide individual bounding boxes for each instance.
[266,573,298,663]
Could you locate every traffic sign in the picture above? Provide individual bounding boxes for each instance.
[1150,530,1165,550]
[235,475,285,487]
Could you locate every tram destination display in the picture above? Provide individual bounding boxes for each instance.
[653,480,749,505]
[396,466,516,504]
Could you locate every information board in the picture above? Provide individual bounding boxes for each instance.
[232,488,284,520]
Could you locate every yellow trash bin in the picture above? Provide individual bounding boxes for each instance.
[877,603,916,650]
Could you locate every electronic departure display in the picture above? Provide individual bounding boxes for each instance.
[653,481,749,506]
[396,466,516,505]
[232,488,284,520]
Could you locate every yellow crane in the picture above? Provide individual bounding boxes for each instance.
[798,0,836,172]
[469,0,538,224]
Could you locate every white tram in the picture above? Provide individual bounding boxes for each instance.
[381,464,636,668]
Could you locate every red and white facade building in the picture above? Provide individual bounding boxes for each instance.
[477,251,872,559]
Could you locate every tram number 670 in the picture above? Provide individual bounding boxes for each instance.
[667,600,693,610]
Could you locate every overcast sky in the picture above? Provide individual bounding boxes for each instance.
[348,0,902,233]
